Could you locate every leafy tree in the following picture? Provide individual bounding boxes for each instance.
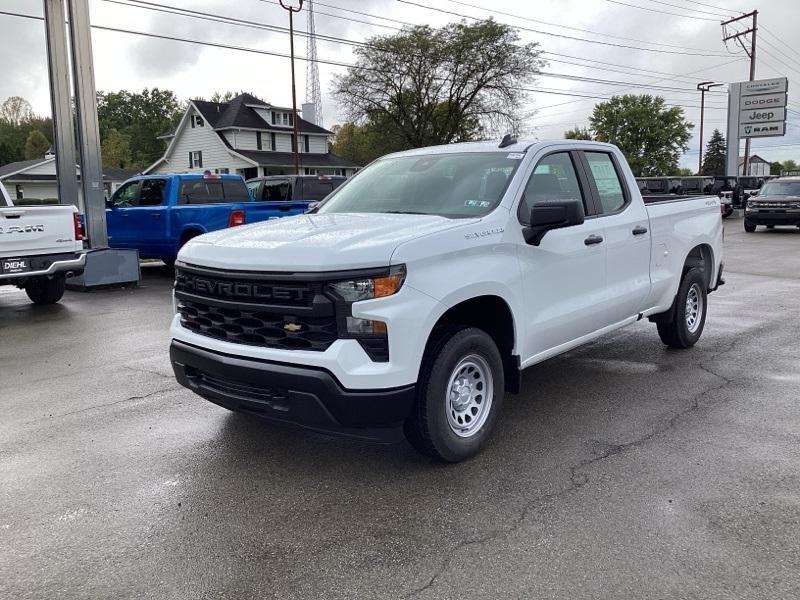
[101,128,132,168]
[700,128,726,176]
[333,19,544,149]
[0,96,34,126]
[770,159,800,175]
[24,130,50,160]
[330,119,408,165]
[209,91,252,103]
[97,88,182,167]
[670,167,694,176]
[589,94,693,176]
[564,126,592,140]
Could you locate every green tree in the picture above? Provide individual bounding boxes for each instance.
[333,19,544,149]
[97,88,182,167]
[101,128,132,168]
[564,126,592,140]
[209,91,252,103]
[23,130,50,160]
[700,128,726,176]
[589,94,693,176]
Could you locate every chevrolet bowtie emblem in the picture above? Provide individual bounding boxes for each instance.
[284,322,303,332]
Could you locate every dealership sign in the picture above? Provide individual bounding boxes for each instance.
[735,77,788,139]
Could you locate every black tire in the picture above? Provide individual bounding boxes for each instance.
[656,267,707,349]
[405,327,505,462]
[25,276,66,305]
[744,220,757,233]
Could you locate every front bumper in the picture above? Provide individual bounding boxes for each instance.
[170,340,416,442]
[745,208,800,226]
[0,252,85,282]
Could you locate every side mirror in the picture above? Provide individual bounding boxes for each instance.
[106,197,115,208]
[523,199,585,246]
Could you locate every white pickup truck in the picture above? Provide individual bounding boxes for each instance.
[0,182,85,304]
[169,140,724,462]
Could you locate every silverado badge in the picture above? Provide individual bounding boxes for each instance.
[284,322,303,332]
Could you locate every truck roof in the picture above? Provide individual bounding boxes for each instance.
[381,138,620,159]
[125,172,244,181]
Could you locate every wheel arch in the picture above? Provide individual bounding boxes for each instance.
[421,294,521,393]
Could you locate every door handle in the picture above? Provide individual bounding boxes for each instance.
[584,234,604,246]
[632,225,648,235]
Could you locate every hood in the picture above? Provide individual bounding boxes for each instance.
[178,212,475,271]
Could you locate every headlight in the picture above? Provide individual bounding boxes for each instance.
[329,265,406,302]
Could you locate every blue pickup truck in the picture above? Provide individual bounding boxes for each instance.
[106,172,315,264]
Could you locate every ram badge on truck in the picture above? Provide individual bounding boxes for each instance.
[169,140,724,462]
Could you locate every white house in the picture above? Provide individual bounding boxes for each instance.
[0,154,139,208]
[146,93,359,178]
[738,154,771,176]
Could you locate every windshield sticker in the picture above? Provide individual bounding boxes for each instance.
[506,152,525,160]
[464,199,491,208]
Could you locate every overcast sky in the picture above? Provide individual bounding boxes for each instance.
[2,0,799,167]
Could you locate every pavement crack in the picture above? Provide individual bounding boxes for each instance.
[124,365,175,379]
[23,386,180,424]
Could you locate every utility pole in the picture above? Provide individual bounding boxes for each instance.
[279,0,304,176]
[722,10,757,176]
[696,81,724,174]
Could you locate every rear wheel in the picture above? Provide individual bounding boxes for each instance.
[656,268,707,349]
[744,220,757,233]
[405,327,504,462]
[25,275,66,305]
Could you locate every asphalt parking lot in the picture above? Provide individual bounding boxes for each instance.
[1,216,799,600]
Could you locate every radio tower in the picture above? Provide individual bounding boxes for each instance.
[305,0,323,126]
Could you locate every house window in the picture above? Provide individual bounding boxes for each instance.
[15,184,23,200]
[270,132,276,151]
[282,113,289,126]
[215,168,229,174]
[291,134,296,153]
[256,131,263,151]
[271,111,277,125]
[303,135,310,153]
[304,168,317,175]
[334,169,344,176]
[189,151,203,169]
[191,115,204,128]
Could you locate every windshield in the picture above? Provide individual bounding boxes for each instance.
[759,181,800,196]
[315,152,522,218]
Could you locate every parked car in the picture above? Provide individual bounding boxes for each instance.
[738,176,765,206]
[710,176,741,215]
[635,177,684,195]
[0,182,85,304]
[106,172,275,265]
[169,140,724,462]
[245,175,347,213]
[681,176,714,195]
[744,176,800,232]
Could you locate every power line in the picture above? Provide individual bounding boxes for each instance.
[394,0,733,56]
[607,0,732,19]
[601,0,722,21]
[438,0,719,51]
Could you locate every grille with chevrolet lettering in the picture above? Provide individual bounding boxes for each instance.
[174,265,339,351]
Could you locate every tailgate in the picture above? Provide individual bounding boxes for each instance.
[0,205,77,257]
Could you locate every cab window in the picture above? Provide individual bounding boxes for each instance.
[112,181,140,207]
[263,180,291,201]
[138,179,166,206]
[518,152,586,222]
[584,152,627,213]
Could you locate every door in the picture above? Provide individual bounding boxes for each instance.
[106,178,168,256]
[518,150,608,359]
[580,151,651,324]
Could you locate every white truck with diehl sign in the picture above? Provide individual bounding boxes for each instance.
[169,139,724,462]
[0,182,85,304]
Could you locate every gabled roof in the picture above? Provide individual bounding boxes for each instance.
[232,149,360,168]
[191,93,333,135]
[0,158,50,179]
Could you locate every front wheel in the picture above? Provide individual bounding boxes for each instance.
[405,327,504,462]
[744,220,757,232]
[25,275,66,305]
[656,267,707,349]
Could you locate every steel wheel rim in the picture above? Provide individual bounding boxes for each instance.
[685,283,704,333]
[445,354,493,438]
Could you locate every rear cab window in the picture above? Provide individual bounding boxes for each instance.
[583,152,627,213]
[178,177,249,204]
[301,177,344,201]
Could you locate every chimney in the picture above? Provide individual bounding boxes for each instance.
[301,103,317,125]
